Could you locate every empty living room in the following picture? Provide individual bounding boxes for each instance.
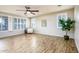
[0,5,79,53]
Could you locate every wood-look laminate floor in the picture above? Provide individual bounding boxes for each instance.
[0,34,78,53]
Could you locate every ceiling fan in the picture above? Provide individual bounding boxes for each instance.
[16,6,39,15]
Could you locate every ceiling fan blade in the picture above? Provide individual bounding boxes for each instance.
[28,10,39,12]
[16,6,39,16]
[16,10,26,11]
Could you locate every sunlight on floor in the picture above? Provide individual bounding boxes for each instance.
[31,36,37,48]
[0,40,7,51]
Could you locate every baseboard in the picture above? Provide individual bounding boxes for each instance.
[34,32,74,39]
[0,33,24,39]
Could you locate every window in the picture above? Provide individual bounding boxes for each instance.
[41,20,47,27]
[13,18,18,30]
[13,18,26,30]
[23,19,26,29]
[0,16,8,31]
[21,19,24,29]
[57,13,67,28]
[18,18,21,29]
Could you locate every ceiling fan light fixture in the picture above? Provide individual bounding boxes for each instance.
[16,6,39,16]
[24,11,36,15]
[27,11,31,14]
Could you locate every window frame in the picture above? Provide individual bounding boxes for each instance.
[13,17,26,31]
[0,15,8,32]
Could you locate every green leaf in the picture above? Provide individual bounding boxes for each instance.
[59,17,75,35]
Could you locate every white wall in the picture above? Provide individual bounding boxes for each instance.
[0,12,30,38]
[0,8,74,39]
[74,6,79,52]
[31,9,74,38]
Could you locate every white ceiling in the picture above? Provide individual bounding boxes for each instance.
[0,5,74,18]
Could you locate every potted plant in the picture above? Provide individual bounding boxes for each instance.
[59,17,75,40]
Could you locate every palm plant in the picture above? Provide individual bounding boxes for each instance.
[59,17,75,40]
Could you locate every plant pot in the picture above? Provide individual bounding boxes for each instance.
[64,35,69,40]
